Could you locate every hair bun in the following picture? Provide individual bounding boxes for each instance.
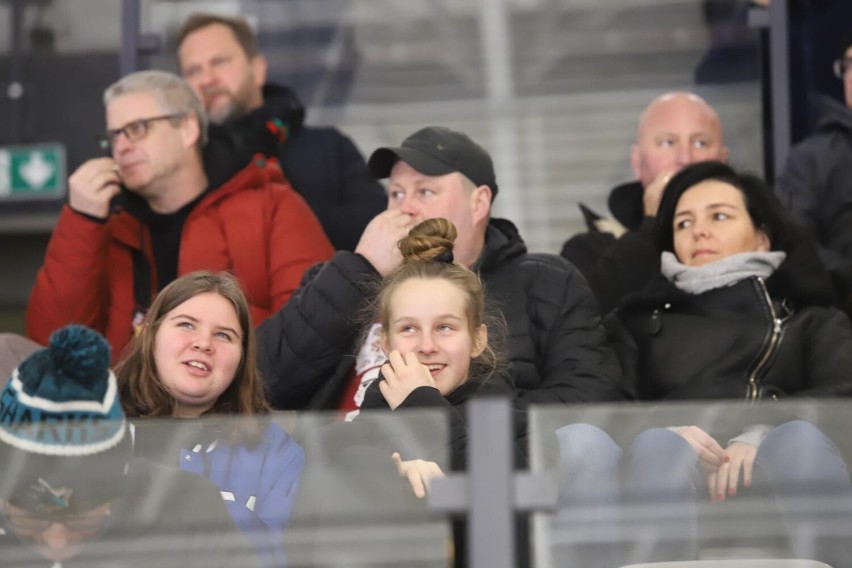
[398,218,458,264]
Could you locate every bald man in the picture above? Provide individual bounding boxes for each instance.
[560,92,728,314]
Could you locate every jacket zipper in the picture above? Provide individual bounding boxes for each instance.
[746,277,783,402]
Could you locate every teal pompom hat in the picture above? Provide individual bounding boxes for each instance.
[0,325,130,514]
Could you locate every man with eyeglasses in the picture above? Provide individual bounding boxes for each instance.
[0,325,258,567]
[559,92,728,314]
[775,34,852,316]
[24,70,333,358]
[175,12,387,252]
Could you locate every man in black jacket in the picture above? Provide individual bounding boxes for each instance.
[256,126,622,411]
[775,35,852,314]
[176,13,386,252]
[560,92,729,315]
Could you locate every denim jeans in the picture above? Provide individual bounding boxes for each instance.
[553,420,852,568]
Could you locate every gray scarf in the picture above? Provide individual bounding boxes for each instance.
[660,251,787,295]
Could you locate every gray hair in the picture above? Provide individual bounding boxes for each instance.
[103,70,208,148]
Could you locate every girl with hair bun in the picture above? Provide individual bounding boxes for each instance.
[358,217,517,498]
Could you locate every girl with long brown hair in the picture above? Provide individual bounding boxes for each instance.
[115,271,303,568]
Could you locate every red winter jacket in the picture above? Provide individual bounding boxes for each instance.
[26,156,334,359]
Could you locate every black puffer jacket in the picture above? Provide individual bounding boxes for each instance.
[224,83,387,251]
[775,96,852,309]
[560,182,661,315]
[608,236,852,404]
[257,218,623,409]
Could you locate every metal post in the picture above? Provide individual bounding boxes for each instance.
[479,0,523,232]
[429,398,557,567]
[7,0,26,143]
[120,0,140,75]
[468,398,514,568]
[768,0,791,177]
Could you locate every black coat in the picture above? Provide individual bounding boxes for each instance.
[257,218,623,410]
[560,182,662,315]
[360,369,522,469]
[775,96,852,308]
[607,238,852,406]
[224,83,387,252]
[299,370,525,568]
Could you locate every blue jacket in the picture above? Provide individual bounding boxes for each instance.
[178,422,305,568]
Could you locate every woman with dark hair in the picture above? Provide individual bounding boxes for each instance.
[634,160,847,403]
[555,161,852,567]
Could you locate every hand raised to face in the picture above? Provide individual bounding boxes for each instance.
[643,168,677,217]
[354,210,415,277]
[68,158,123,219]
[379,350,437,409]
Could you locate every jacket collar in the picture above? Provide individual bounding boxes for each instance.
[114,120,276,224]
[108,157,275,248]
[260,83,306,134]
[607,180,646,231]
[813,95,852,134]
[474,218,528,273]
[218,82,306,158]
[619,235,836,314]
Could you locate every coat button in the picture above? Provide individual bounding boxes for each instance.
[649,309,662,335]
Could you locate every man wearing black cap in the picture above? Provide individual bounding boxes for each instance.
[0,325,258,567]
[256,126,622,412]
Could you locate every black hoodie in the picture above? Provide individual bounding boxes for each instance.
[775,96,852,311]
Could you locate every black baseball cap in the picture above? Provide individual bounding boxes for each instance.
[368,126,499,201]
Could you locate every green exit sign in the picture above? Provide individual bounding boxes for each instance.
[0,144,66,199]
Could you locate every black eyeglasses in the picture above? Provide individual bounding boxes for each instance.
[833,58,852,80]
[98,113,185,151]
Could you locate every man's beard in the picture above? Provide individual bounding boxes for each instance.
[201,84,255,125]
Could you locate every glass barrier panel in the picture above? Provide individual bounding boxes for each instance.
[0,409,454,567]
[529,400,852,568]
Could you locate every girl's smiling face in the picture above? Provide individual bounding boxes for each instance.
[381,277,486,396]
[153,292,243,417]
